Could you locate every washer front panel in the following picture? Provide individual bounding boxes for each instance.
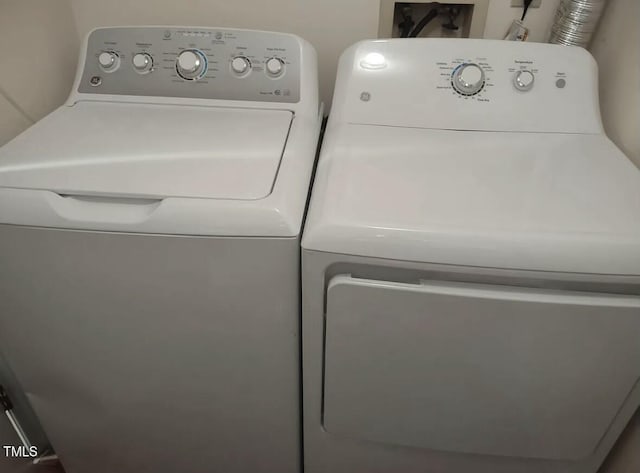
[78,27,301,103]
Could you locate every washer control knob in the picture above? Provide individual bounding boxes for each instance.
[132,53,153,74]
[98,51,120,72]
[265,57,284,77]
[514,69,535,92]
[231,56,251,75]
[451,63,485,95]
[176,49,207,80]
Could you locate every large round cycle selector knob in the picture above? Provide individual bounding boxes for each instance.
[132,53,153,74]
[513,69,535,91]
[231,56,251,75]
[98,51,120,72]
[451,63,485,95]
[265,57,285,77]
[176,49,207,80]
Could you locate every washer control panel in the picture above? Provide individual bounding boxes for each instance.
[78,27,301,102]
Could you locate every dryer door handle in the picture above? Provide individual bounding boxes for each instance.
[329,275,640,307]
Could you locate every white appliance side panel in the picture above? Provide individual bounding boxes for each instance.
[323,275,640,461]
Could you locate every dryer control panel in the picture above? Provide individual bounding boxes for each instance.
[77,27,301,103]
[333,39,602,134]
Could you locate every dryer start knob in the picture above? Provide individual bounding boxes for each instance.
[451,63,485,96]
[176,49,207,80]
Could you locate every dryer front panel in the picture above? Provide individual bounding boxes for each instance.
[322,275,640,461]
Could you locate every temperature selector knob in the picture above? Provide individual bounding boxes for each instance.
[98,51,120,72]
[513,69,535,91]
[265,57,284,77]
[132,53,153,74]
[231,56,251,75]
[176,49,207,80]
[451,63,485,95]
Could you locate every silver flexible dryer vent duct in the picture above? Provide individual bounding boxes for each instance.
[549,0,609,47]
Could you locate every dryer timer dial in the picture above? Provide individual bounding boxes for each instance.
[451,63,485,95]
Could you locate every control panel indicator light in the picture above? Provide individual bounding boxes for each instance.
[360,52,387,70]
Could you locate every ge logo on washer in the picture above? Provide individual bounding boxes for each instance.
[360,91,371,102]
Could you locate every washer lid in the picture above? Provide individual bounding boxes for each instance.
[303,125,640,275]
[0,102,292,200]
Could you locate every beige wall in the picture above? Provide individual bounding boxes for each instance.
[0,94,31,145]
[589,0,640,167]
[0,0,78,124]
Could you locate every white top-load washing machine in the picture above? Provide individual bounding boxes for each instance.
[0,27,321,473]
[302,39,640,473]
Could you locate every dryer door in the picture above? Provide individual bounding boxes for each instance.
[323,275,640,461]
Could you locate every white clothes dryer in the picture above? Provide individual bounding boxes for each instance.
[0,26,321,473]
[302,39,640,473]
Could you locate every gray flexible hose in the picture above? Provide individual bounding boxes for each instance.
[549,0,609,48]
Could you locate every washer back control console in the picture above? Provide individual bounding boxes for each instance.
[78,27,301,103]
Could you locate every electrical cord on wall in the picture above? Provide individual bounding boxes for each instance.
[505,0,533,40]
[521,0,534,21]
[442,6,461,31]
[399,4,415,38]
[409,8,439,38]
